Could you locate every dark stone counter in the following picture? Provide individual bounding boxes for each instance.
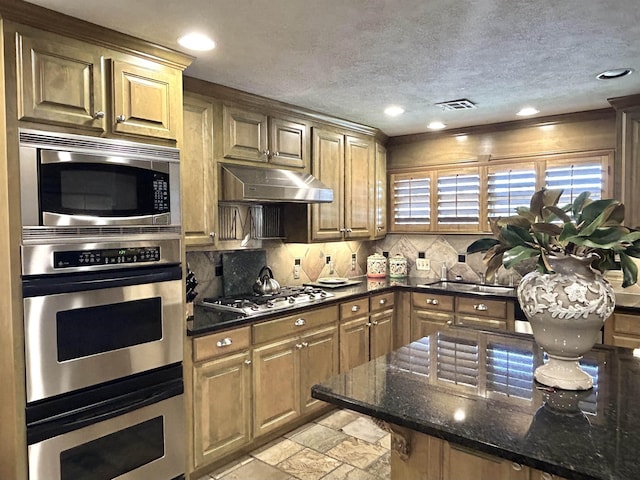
[312,328,640,480]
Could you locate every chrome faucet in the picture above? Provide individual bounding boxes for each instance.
[479,272,486,285]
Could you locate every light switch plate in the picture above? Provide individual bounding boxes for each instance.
[416,258,430,271]
[293,258,301,279]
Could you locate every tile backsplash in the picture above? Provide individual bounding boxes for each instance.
[186,233,515,301]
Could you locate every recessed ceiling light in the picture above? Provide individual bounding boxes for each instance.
[596,68,634,80]
[178,33,216,51]
[516,107,540,117]
[384,106,405,117]
[427,121,447,130]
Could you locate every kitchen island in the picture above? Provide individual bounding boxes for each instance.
[312,328,640,480]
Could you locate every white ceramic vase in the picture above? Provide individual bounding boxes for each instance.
[517,255,615,390]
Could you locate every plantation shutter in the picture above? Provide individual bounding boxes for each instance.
[486,343,535,400]
[487,165,537,218]
[436,168,480,228]
[545,156,609,207]
[437,333,478,387]
[390,172,431,231]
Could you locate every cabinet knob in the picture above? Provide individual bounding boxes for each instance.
[511,463,522,471]
[346,228,353,233]
[426,298,439,305]
[262,149,270,157]
[351,305,360,312]
[115,114,126,123]
[216,337,232,348]
[302,341,309,348]
[377,226,384,231]
[294,318,306,326]
[339,228,347,233]
[474,303,488,311]
[244,359,252,365]
[446,320,453,326]
[379,299,386,305]
[209,232,216,239]
[372,320,379,326]
[93,111,105,119]
[366,322,372,327]
[296,343,304,349]
[273,151,280,157]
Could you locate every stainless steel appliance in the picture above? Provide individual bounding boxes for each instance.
[22,237,185,479]
[200,285,334,317]
[19,128,181,242]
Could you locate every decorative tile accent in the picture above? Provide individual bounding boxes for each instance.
[251,438,305,466]
[326,438,388,469]
[276,448,342,480]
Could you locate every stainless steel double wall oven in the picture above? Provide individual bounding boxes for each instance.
[19,129,185,480]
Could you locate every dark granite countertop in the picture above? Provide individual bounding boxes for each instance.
[187,276,640,336]
[312,328,640,480]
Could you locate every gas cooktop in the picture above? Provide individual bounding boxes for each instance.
[200,286,334,317]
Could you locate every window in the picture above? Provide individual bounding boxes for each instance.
[436,168,480,229]
[487,165,536,218]
[545,158,606,206]
[390,172,431,231]
[486,343,534,400]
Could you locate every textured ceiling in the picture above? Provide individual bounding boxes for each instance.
[26,0,640,136]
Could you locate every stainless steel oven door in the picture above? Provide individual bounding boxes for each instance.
[24,278,182,402]
[28,393,184,480]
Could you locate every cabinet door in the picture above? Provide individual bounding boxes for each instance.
[269,116,309,169]
[443,442,529,480]
[111,59,180,140]
[182,95,216,246]
[373,142,387,239]
[370,309,394,360]
[193,351,251,467]
[300,325,339,414]
[606,312,640,348]
[345,136,373,239]
[411,310,454,342]
[311,128,345,241]
[253,337,300,437]
[222,105,268,162]
[16,30,106,131]
[340,316,370,373]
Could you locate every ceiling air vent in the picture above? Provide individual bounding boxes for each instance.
[435,99,477,111]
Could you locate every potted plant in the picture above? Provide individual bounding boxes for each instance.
[467,188,640,390]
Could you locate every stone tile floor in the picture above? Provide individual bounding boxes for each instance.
[198,409,390,480]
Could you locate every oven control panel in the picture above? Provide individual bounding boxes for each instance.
[53,246,161,268]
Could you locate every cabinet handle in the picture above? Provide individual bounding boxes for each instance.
[474,303,488,311]
[511,463,522,471]
[379,299,386,305]
[273,151,280,157]
[346,228,353,233]
[366,322,372,327]
[351,305,360,312]
[372,320,379,326]
[115,114,126,123]
[294,318,306,326]
[446,320,453,326]
[209,232,216,239]
[216,337,232,348]
[296,343,304,349]
[93,111,105,119]
[302,341,309,348]
[262,149,270,157]
[244,359,252,365]
[426,298,439,305]
[339,227,347,233]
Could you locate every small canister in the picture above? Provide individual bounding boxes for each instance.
[367,252,387,278]
[389,254,408,278]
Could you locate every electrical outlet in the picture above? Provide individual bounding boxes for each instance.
[351,253,357,271]
[325,255,332,264]
[293,258,301,279]
[416,258,430,271]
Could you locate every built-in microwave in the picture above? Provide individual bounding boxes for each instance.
[19,129,181,241]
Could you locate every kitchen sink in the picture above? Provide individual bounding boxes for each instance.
[416,281,516,296]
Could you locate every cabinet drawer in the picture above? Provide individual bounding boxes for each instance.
[193,326,251,362]
[456,315,507,331]
[412,292,454,312]
[253,305,339,344]
[456,296,507,319]
[340,297,370,320]
[370,292,394,312]
[614,313,640,336]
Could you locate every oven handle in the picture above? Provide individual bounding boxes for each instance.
[22,264,182,297]
[27,379,183,445]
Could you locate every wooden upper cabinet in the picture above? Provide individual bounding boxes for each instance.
[16,30,106,132]
[110,59,180,140]
[311,128,345,241]
[373,142,388,238]
[345,135,374,239]
[14,26,182,141]
[182,94,216,246]
[222,104,309,169]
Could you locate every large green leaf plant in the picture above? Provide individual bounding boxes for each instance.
[467,188,640,287]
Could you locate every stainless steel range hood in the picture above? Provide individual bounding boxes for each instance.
[220,164,333,203]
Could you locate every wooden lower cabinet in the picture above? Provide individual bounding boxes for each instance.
[340,316,370,373]
[301,326,340,414]
[389,424,565,480]
[604,311,640,348]
[370,309,394,360]
[411,309,454,341]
